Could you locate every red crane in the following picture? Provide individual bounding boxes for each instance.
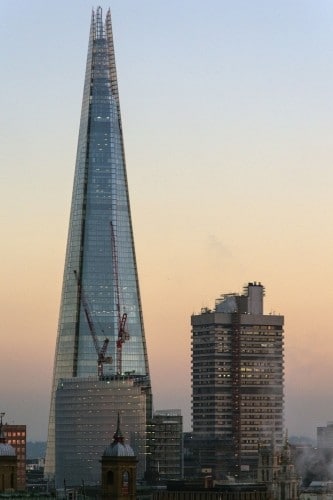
[110,221,129,375]
[74,270,112,379]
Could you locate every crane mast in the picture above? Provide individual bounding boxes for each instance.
[74,270,112,379]
[110,221,129,375]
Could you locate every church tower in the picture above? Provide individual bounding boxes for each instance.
[101,414,137,500]
[0,414,17,493]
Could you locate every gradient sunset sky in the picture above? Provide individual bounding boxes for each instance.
[1,0,333,441]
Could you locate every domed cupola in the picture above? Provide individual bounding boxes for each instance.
[101,412,137,499]
[103,413,135,457]
[0,412,17,493]
[0,414,15,457]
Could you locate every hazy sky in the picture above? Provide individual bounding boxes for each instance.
[1,0,333,441]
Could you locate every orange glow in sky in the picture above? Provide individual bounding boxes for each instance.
[1,0,333,441]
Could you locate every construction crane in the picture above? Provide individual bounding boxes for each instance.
[74,270,112,379]
[110,221,129,375]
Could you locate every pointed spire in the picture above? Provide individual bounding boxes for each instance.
[103,412,135,457]
[113,412,124,445]
[105,8,121,112]
[95,6,104,39]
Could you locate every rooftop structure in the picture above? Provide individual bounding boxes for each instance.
[101,414,138,499]
[103,413,135,457]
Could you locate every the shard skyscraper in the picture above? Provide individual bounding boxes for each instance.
[45,7,151,484]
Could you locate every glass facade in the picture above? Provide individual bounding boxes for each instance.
[55,378,147,486]
[45,7,151,479]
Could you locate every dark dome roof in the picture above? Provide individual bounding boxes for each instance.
[103,412,135,458]
[104,442,134,457]
[0,443,16,456]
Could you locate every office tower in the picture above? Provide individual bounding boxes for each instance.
[55,378,146,485]
[148,410,183,482]
[317,422,333,449]
[191,282,284,478]
[45,7,151,481]
[3,425,26,490]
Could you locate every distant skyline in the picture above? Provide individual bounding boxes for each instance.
[1,0,333,441]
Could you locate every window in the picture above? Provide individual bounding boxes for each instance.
[107,470,113,485]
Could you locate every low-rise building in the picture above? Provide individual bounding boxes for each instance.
[3,423,26,490]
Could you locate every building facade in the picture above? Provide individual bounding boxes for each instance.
[317,423,333,449]
[3,425,26,491]
[152,482,271,500]
[191,282,284,478]
[258,438,298,500]
[55,377,147,486]
[0,419,17,493]
[148,410,183,483]
[45,7,151,480]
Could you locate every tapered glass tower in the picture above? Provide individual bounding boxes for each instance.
[45,7,151,480]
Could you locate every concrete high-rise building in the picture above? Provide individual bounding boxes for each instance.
[191,282,284,478]
[45,7,151,481]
